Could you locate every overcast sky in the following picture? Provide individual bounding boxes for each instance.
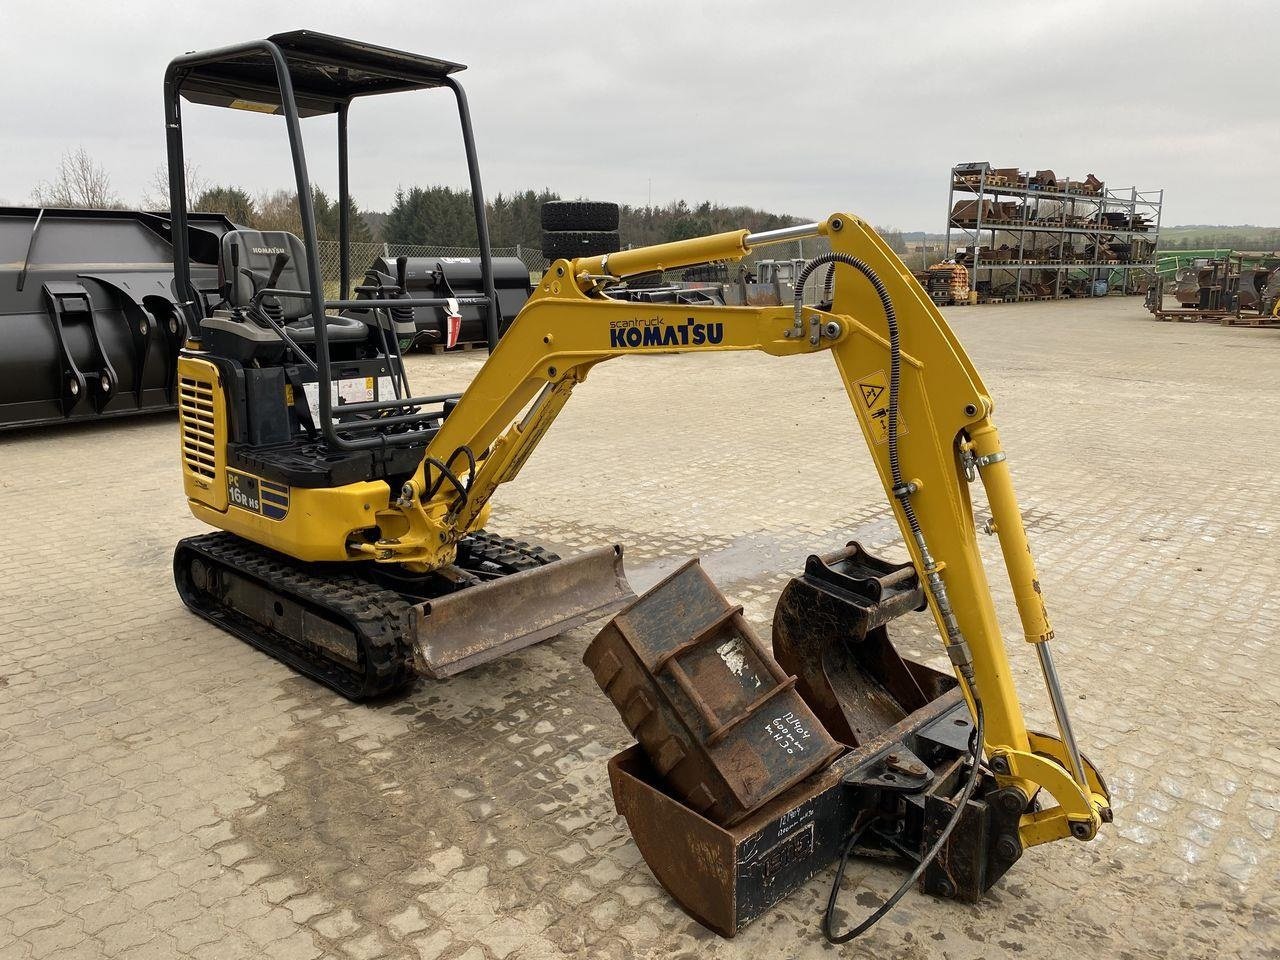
[0,1,1272,230]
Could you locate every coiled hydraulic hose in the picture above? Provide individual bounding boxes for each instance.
[823,684,985,943]
[793,251,985,943]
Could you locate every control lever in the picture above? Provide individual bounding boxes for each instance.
[266,251,290,289]
[225,243,240,301]
[396,255,409,294]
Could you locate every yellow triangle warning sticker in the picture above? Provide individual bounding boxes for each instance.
[854,370,905,445]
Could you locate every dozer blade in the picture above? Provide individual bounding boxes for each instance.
[412,544,634,678]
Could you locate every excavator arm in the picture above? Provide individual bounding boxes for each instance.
[372,213,1110,850]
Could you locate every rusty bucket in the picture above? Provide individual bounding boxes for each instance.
[585,559,841,826]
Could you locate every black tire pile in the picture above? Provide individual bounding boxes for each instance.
[541,201,621,260]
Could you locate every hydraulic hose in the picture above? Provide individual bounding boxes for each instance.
[824,679,985,943]
[793,251,985,943]
[793,253,919,540]
[794,252,973,677]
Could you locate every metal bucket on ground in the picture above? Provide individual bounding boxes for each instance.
[594,544,1023,938]
[585,559,842,826]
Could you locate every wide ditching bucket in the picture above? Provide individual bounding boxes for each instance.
[411,544,635,678]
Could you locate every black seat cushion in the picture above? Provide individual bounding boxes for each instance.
[283,315,370,343]
[219,230,312,321]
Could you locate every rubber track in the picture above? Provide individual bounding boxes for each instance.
[460,531,557,573]
[175,530,561,700]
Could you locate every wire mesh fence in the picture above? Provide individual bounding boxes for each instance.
[316,240,550,286]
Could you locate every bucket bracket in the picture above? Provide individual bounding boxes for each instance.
[42,280,119,416]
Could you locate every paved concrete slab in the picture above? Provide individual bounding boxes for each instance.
[1,297,1277,959]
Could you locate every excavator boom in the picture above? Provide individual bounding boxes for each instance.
[377,213,1109,856]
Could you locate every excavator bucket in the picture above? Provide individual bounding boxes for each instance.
[598,543,1023,937]
[412,544,634,678]
[0,208,236,431]
[771,542,950,747]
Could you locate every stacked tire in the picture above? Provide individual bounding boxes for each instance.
[541,201,621,261]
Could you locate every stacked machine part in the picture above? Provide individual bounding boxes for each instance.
[925,263,971,306]
[946,162,1162,302]
[1146,254,1280,326]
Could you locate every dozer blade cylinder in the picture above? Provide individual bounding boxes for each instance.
[412,544,634,678]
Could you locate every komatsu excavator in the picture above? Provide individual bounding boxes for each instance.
[165,32,1111,942]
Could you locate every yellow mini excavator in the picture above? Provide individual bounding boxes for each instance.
[165,32,1111,942]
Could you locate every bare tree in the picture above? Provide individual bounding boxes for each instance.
[140,160,207,211]
[31,147,121,208]
[874,224,908,255]
[254,190,303,235]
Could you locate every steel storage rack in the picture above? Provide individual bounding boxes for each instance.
[945,163,1163,302]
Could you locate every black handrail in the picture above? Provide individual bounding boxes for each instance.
[250,287,489,311]
[448,76,500,353]
[328,393,460,414]
[337,410,448,432]
[337,101,351,301]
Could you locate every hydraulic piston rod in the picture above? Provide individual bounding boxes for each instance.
[1035,641,1090,789]
[744,221,822,246]
[968,422,1089,791]
[572,221,824,282]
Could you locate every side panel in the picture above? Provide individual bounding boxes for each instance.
[177,354,228,511]
[177,352,393,562]
[187,484,392,562]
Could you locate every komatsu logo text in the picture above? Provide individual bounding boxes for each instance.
[609,317,724,349]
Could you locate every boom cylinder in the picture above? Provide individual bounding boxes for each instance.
[573,230,750,280]
[571,221,825,281]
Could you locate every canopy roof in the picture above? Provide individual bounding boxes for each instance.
[176,30,465,116]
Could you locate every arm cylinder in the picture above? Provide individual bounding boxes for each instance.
[571,220,825,281]
[968,423,1053,644]
[573,230,750,279]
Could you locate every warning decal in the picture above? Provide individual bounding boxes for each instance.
[854,370,906,445]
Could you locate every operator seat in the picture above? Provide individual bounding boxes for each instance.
[218,229,366,343]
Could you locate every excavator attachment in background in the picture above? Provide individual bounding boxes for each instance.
[0,207,235,431]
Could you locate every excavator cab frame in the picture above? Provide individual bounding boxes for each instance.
[163,30,501,449]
